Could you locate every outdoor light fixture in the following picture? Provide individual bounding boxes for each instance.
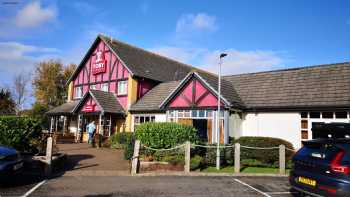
[216,53,227,170]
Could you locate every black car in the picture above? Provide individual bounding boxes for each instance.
[0,145,23,178]
[290,138,350,197]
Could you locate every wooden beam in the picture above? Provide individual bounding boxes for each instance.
[195,91,210,105]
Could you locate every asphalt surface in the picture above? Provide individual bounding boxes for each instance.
[0,175,299,197]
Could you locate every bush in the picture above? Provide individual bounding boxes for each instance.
[110,132,134,149]
[190,155,203,170]
[163,154,185,165]
[135,122,199,149]
[123,133,135,160]
[235,136,294,168]
[0,116,42,153]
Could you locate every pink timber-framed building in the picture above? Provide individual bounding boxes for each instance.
[47,34,350,148]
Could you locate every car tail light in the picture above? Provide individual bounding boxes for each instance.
[331,150,350,174]
[319,185,337,194]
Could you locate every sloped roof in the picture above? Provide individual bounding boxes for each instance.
[223,62,350,110]
[129,81,181,112]
[46,101,79,115]
[74,90,125,114]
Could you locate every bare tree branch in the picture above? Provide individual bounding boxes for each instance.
[13,72,30,113]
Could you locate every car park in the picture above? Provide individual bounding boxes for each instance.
[290,123,350,196]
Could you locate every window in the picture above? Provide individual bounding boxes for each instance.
[75,86,83,98]
[117,80,127,95]
[301,112,308,118]
[301,120,308,129]
[90,84,96,90]
[322,112,333,119]
[336,112,348,119]
[134,115,156,129]
[101,83,108,92]
[301,130,308,139]
[309,112,320,118]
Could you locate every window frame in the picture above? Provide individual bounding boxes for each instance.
[117,80,128,96]
[101,83,109,92]
[75,86,83,99]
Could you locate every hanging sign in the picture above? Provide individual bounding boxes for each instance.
[92,50,107,75]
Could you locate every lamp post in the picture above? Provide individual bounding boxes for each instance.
[216,53,227,170]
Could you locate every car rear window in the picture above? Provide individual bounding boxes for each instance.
[297,144,340,161]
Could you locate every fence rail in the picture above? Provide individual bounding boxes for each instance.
[131,140,293,175]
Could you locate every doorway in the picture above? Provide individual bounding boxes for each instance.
[193,119,208,140]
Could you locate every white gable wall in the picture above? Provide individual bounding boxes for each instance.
[231,112,301,149]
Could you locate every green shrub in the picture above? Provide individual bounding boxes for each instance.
[163,154,185,165]
[235,136,294,168]
[110,132,134,149]
[135,122,199,149]
[0,116,42,153]
[123,133,135,160]
[190,155,203,170]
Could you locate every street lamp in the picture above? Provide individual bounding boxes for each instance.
[216,53,227,170]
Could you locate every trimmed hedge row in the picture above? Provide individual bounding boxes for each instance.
[234,136,295,168]
[135,122,199,149]
[0,116,42,152]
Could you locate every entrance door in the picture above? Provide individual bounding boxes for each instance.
[193,119,208,141]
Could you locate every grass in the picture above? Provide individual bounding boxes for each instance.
[199,166,290,174]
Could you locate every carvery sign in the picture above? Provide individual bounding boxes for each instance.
[92,50,107,74]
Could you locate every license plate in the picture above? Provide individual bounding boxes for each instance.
[13,162,23,171]
[298,176,316,187]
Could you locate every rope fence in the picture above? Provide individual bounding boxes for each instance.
[131,140,296,175]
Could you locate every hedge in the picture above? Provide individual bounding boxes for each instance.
[0,116,42,152]
[109,132,134,149]
[235,136,295,168]
[135,122,199,149]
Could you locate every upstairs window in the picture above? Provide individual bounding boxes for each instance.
[90,84,96,90]
[75,86,83,99]
[117,80,127,95]
[101,83,109,92]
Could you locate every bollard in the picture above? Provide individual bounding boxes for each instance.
[45,136,53,177]
[131,140,140,175]
[234,143,240,174]
[279,144,286,174]
[184,141,191,173]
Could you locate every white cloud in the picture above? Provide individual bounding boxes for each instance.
[15,1,56,28]
[150,46,285,75]
[176,13,217,34]
[0,41,59,74]
[201,49,284,75]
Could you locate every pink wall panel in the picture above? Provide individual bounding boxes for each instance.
[182,81,193,99]
[110,56,117,80]
[137,79,157,99]
[195,80,206,101]
[117,96,127,109]
[117,62,123,79]
[81,96,101,112]
[83,85,89,95]
[110,82,116,92]
[169,96,190,107]
[123,68,129,78]
[197,93,224,107]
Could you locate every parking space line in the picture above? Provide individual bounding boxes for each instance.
[233,178,271,197]
[22,180,47,197]
[266,191,297,195]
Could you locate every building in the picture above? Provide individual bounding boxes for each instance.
[47,34,350,148]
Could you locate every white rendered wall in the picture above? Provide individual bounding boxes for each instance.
[240,112,301,149]
[229,113,242,139]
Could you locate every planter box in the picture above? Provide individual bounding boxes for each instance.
[140,161,184,172]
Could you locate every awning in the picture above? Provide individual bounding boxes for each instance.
[46,101,79,115]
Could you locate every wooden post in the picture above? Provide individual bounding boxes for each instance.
[279,144,286,174]
[234,143,240,174]
[77,114,81,143]
[184,141,191,173]
[45,136,53,176]
[131,140,141,175]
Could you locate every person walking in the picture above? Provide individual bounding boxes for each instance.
[87,121,96,145]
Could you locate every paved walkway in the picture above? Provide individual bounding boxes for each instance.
[57,143,130,176]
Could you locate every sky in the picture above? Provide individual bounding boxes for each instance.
[0,0,350,108]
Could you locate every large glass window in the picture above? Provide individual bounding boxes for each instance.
[117,80,127,95]
[134,115,156,129]
[75,86,83,98]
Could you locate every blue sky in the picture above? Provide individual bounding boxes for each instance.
[0,0,350,108]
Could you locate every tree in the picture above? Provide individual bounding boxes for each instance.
[32,60,77,109]
[12,72,30,113]
[0,88,16,115]
[32,60,66,108]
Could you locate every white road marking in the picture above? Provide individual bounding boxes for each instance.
[22,180,46,197]
[267,191,297,195]
[233,178,271,197]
